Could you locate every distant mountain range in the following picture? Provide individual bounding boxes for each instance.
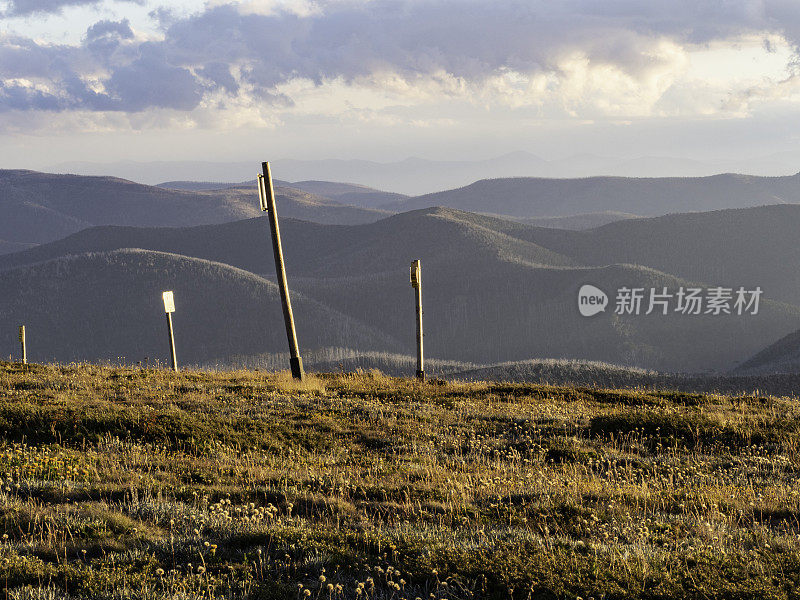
[157,179,407,209]
[390,173,800,217]
[6,168,800,374]
[50,151,800,195]
[8,169,800,251]
[0,170,388,247]
[3,206,800,372]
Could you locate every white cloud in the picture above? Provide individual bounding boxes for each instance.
[3,0,800,135]
[208,0,323,17]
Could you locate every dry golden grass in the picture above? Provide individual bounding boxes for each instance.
[0,361,799,599]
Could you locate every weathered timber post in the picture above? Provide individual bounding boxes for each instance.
[162,291,178,372]
[257,162,304,380]
[18,325,26,365]
[410,260,424,381]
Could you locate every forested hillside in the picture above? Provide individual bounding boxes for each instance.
[0,249,400,364]
[2,207,798,372]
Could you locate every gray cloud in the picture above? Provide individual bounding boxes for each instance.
[155,1,800,93]
[85,19,134,59]
[105,44,206,111]
[197,62,239,95]
[86,19,134,41]
[4,0,142,16]
[3,0,800,115]
[0,81,65,112]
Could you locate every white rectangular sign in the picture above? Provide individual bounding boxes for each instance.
[257,174,268,212]
[162,291,175,313]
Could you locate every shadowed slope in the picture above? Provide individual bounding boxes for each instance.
[291,261,800,372]
[0,239,35,255]
[0,249,400,364]
[3,207,800,371]
[0,207,577,277]
[518,211,640,230]
[734,329,800,375]
[527,204,800,305]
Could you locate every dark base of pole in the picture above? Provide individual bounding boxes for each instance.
[416,370,425,381]
[290,356,305,380]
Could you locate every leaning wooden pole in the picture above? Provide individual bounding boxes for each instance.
[410,260,424,381]
[258,162,304,380]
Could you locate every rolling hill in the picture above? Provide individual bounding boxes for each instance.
[289,261,800,372]
[0,249,400,364]
[733,329,800,375]
[156,180,253,190]
[446,359,800,396]
[0,239,35,255]
[54,151,800,194]
[518,211,640,230]
[219,185,391,225]
[0,208,576,277]
[284,180,408,208]
[156,179,406,208]
[388,173,800,218]
[0,170,388,249]
[3,207,799,372]
[522,203,800,306]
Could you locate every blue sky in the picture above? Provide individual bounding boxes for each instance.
[3,0,800,171]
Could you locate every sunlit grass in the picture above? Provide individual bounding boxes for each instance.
[0,360,799,599]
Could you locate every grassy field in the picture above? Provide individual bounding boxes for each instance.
[0,361,799,599]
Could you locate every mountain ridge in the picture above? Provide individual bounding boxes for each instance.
[388,173,800,218]
[4,197,800,372]
[0,248,401,364]
[0,170,389,248]
[50,152,800,194]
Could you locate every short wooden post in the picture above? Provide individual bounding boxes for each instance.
[258,162,304,380]
[410,260,424,381]
[18,325,26,365]
[162,291,178,372]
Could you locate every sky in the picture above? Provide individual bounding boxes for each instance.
[3,0,800,173]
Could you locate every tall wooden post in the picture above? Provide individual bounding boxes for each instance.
[18,325,26,365]
[162,291,178,372]
[258,162,304,380]
[410,260,424,381]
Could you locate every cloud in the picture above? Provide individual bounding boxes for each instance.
[4,0,142,16]
[0,81,66,112]
[85,18,135,59]
[3,0,800,124]
[106,44,206,111]
[198,62,239,94]
[86,19,134,41]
